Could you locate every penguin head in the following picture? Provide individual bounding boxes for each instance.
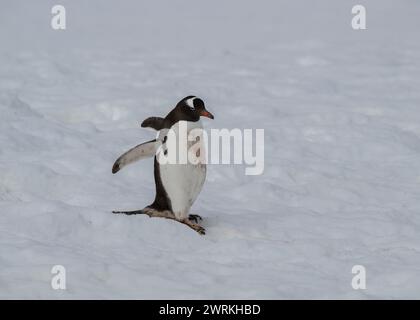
[173,96,214,122]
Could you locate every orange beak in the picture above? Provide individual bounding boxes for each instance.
[200,110,214,119]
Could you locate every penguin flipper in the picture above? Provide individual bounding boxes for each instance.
[141,117,165,131]
[112,208,205,235]
[112,139,159,174]
[112,207,175,219]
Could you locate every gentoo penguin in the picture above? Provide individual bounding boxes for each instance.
[112,96,214,235]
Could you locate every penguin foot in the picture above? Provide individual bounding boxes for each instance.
[180,218,206,235]
[188,214,203,223]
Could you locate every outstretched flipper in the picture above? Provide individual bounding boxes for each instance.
[112,209,146,215]
[112,139,160,174]
[112,208,174,219]
[112,208,205,235]
[141,117,165,131]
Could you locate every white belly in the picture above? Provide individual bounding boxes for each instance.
[158,121,207,220]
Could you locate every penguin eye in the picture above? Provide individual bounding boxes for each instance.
[193,98,204,110]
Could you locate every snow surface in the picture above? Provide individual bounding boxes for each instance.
[1,0,420,299]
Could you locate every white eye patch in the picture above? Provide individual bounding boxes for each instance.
[185,97,196,110]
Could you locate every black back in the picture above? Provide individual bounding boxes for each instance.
[148,156,172,212]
